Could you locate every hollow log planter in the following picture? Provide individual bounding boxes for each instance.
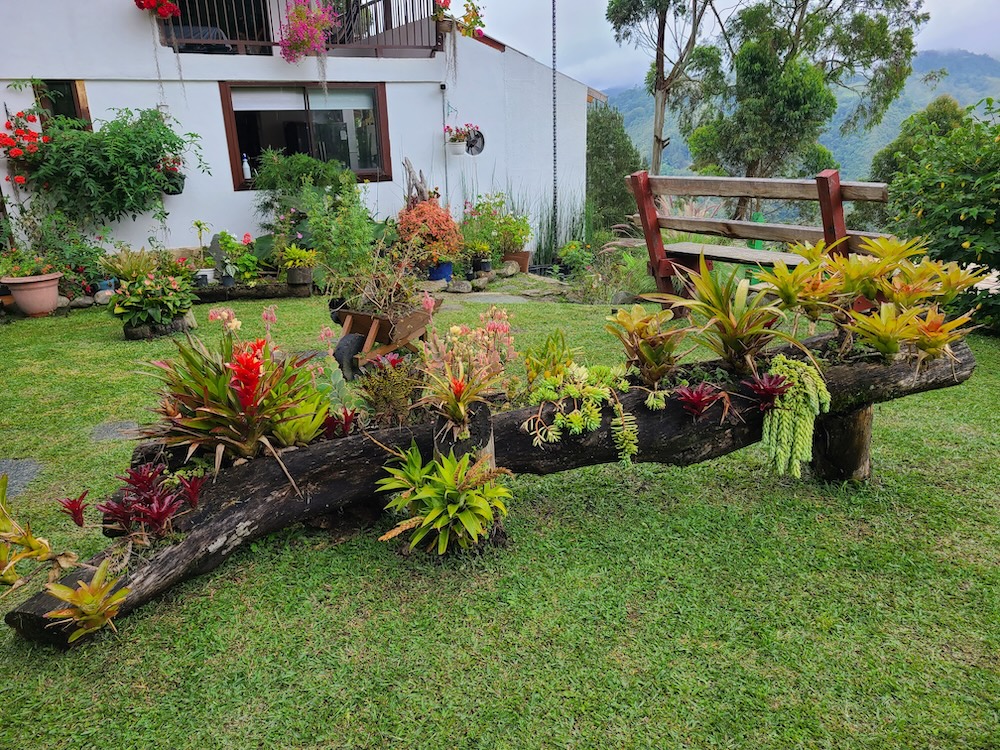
[5,342,976,647]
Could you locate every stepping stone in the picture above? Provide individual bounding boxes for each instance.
[0,459,42,498]
[91,420,140,442]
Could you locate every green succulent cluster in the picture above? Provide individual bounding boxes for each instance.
[761,355,831,478]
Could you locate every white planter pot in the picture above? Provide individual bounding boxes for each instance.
[445,141,467,157]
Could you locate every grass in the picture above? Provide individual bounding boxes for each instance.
[1,299,998,748]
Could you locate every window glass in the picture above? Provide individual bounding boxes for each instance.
[307,88,380,172]
[37,81,80,120]
[230,85,384,178]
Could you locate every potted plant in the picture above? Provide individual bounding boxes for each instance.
[109,270,196,340]
[157,155,185,196]
[281,244,319,286]
[461,194,532,272]
[216,231,260,287]
[397,198,462,283]
[444,123,477,157]
[0,249,62,317]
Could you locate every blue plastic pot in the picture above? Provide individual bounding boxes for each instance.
[427,261,453,282]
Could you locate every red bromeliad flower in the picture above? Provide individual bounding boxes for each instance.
[226,339,268,411]
[57,491,89,527]
[324,406,357,439]
[741,373,792,412]
[450,376,467,400]
[178,474,207,508]
[132,493,185,535]
[674,382,724,418]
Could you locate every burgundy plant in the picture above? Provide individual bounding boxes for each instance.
[741,373,792,412]
[324,406,358,439]
[116,463,167,497]
[674,382,724,418]
[56,491,89,527]
[178,474,207,508]
[96,496,137,533]
[132,493,186,536]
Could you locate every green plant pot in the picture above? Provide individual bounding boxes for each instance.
[163,172,186,196]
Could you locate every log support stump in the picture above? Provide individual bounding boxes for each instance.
[811,404,874,482]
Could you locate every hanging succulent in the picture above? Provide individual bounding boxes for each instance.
[760,355,830,478]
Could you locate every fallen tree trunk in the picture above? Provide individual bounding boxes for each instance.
[6,342,976,647]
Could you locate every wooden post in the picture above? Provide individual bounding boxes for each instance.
[811,404,874,481]
[815,169,849,256]
[629,171,675,295]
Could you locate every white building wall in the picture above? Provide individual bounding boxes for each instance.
[0,0,587,254]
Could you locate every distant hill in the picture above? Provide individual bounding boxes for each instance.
[608,50,1000,180]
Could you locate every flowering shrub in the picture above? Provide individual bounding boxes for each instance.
[0,248,57,279]
[279,0,340,63]
[1,110,48,187]
[134,0,181,19]
[109,272,195,327]
[444,123,479,143]
[397,198,463,265]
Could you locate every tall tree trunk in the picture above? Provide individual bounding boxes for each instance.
[650,9,668,175]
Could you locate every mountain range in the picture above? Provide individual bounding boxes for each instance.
[607,49,1000,180]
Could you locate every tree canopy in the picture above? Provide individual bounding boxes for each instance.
[586,104,643,229]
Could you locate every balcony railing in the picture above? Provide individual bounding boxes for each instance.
[161,0,441,56]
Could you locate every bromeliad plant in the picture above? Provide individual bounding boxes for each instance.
[142,308,319,480]
[377,444,510,555]
[646,256,805,377]
[44,558,129,644]
[605,305,692,388]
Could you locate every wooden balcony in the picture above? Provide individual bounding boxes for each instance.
[161,0,441,57]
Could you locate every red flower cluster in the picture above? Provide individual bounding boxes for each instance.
[674,382,724,418]
[134,0,181,19]
[226,339,268,412]
[1,111,48,186]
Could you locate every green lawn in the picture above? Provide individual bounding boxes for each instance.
[1,299,998,749]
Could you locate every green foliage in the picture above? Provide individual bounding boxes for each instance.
[270,388,330,448]
[44,558,129,643]
[586,105,642,229]
[99,246,159,283]
[280,244,318,269]
[460,193,532,265]
[378,445,511,555]
[306,173,375,295]
[891,98,1000,329]
[853,95,965,230]
[252,148,345,227]
[760,355,830,478]
[28,108,205,226]
[683,40,837,188]
[354,355,422,428]
[109,273,195,327]
[605,304,690,387]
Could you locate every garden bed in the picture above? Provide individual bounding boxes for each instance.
[193,281,312,304]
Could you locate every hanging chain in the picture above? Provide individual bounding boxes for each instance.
[551,0,558,255]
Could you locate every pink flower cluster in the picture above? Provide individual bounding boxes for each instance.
[279,0,340,63]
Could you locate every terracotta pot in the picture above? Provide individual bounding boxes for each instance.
[0,272,63,317]
[502,251,530,273]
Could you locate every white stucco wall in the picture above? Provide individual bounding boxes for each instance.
[0,0,587,253]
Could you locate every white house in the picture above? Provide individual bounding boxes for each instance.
[0,0,590,253]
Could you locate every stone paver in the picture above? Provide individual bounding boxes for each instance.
[0,459,42,498]
[91,420,140,442]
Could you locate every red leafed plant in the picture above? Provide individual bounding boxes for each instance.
[56,491,89,528]
[324,406,358,439]
[134,0,181,19]
[96,463,194,538]
[178,474,207,508]
[741,373,793,412]
[397,198,463,266]
[674,382,726,419]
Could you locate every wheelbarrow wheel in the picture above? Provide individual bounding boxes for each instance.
[334,333,366,381]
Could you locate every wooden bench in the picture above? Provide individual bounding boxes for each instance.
[626,169,889,294]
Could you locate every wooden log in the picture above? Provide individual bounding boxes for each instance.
[5,341,976,647]
[811,404,874,482]
[193,283,310,304]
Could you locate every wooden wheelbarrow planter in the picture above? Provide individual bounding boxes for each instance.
[332,307,432,378]
[4,337,976,648]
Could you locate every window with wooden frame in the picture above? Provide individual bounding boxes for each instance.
[33,80,91,123]
[219,81,392,190]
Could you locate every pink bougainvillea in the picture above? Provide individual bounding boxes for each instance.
[279,0,340,63]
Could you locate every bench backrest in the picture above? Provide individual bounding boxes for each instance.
[627,169,888,251]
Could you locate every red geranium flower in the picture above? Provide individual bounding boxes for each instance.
[13,175,26,185]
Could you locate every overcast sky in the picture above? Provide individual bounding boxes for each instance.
[483,0,1000,91]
